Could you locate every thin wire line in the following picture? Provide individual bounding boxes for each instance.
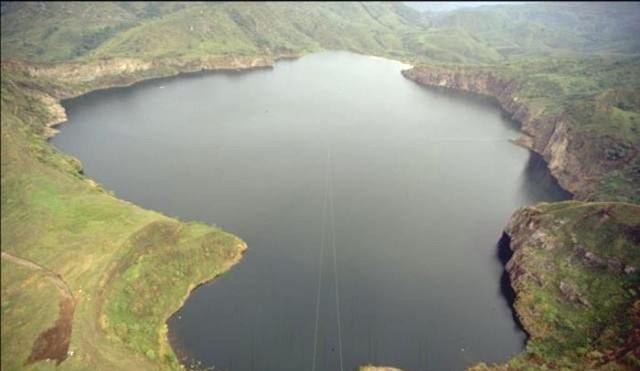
[328,150,344,371]
[311,151,330,371]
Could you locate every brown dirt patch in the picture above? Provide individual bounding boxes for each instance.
[597,300,640,368]
[26,297,75,365]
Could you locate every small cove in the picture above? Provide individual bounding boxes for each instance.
[52,51,569,370]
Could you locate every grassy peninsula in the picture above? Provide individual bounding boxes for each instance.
[2,2,639,370]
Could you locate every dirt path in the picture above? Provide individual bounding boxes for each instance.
[1,252,73,299]
[1,251,75,364]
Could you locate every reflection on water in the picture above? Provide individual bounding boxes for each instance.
[496,233,527,347]
[520,152,572,202]
[53,51,569,371]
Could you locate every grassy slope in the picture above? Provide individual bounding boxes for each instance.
[4,2,639,64]
[1,2,639,371]
[428,2,640,60]
[514,56,640,202]
[0,2,193,62]
[1,70,246,370]
[1,2,427,62]
[0,3,426,370]
[422,3,640,204]
[473,201,640,370]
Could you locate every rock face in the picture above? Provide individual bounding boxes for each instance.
[2,54,296,139]
[359,366,404,371]
[2,55,279,85]
[402,67,599,200]
[497,202,640,369]
[36,92,69,138]
[403,66,640,369]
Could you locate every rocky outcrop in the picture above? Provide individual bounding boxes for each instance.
[502,205,556,323]
[496,202,640,369]
[2,55,280,85]
[402,67,596,200]
[558,280,592,308]
[3,58,154,83]
[403,64,640,370]
[358,366,404,371]
[2,54,299,139]
[34,92,68,138]
[574,244,637,274]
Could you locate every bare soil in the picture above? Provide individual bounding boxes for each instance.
[25,297,76,365]
[1,252,76,365]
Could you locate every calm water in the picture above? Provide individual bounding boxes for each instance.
[52,52,568,371]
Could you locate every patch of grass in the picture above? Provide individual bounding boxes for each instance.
[498,202,640,370]
[1,261,61,371]
[5,2,638,66]
[1,63,245,370]
[103,220,244,366]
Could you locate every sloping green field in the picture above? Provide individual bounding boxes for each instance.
[1,2,639,370]
[1,69,247,370]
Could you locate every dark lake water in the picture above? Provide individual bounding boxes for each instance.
[52,51,568,371]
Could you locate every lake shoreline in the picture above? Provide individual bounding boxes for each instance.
[5,51,584,370]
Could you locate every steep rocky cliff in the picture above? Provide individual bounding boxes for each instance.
[403,66,640,370]
[3,55,280,84]
[1,54,297,139]
[402,67,635,201]
[2,54,284,96]
[472,201,640,370]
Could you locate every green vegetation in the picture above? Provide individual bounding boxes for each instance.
[1,2,639,370]
[473,201,640,370]
[1,2,428,62]
[3,2,639,64]
[473,57,639,202]
[1,61,245,369]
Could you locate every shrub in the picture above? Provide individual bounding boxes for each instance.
[605,142,631,161]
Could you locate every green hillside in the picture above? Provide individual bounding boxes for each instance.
[430,2,640,59]
[1,2,639,371]
[1,2,427,62]
[473,201,640,370]
[3,2,640,64]
[479,56,639,202]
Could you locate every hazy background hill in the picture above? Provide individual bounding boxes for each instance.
[1,2,425,62]
[2,2,639,64]
[404,1,525,13]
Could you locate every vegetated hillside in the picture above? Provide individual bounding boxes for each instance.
[473,201,640,370]
[3,2,640,64]
[404,56,640,203]
[1,2,427,62]
[1,67,247,370]
[427,2,640,60]
[1,2,639,371]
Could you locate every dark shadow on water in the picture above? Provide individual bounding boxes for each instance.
[520,151,573,203]
[494,150,570,348]
[495,151,571,349]
[496,232,528,347]
[404,78,575,200]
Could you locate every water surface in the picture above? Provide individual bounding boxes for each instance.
[52,51,568,371]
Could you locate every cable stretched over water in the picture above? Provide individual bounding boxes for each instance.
[311,151,329,371]
[328,150,345,371]
[311,149,344,371]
